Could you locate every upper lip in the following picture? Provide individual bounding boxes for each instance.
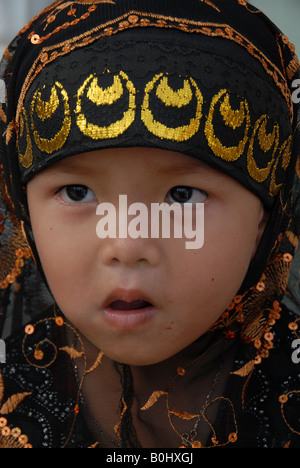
[103,288,154,309]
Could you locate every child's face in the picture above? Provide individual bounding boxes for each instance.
[27,147,265,366]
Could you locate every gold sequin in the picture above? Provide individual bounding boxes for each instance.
[30,81,71,154]
[205,89,250,161]
[247,115,279,183]
[141,73,203,141]
[76,71,136,139]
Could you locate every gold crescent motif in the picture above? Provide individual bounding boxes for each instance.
[205,89,250,162]
[76,71,136,140]
[31,82,71,154]
[269,136,292,196]
[247,115,279,183]
[18,107,33,169]
[34,85,59,120]
[141,73,203,142]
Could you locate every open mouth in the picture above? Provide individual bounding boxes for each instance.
[108,299,153,311]
[102,289,156,329]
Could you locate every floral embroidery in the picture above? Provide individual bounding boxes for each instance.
[0,369,32,448]
[27,0,116,46]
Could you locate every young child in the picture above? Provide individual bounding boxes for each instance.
[0,0,299,449]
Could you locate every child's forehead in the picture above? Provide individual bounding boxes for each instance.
[40,147,223,178]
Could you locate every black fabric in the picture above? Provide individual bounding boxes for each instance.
[2,304,300,448]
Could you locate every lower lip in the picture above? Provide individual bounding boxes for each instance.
[102,305,155,331]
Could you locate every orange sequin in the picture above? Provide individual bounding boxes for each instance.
[264,332,274,342]
[228,432,238,443]
[30,34,40,44]
[279,394,288,404]
[177,367,186,376]
[256,282,265,292]
[2,426,11,436]
[25,324,35,335]
[55,316,64,326]
[283,253,293,263]
[191,440,202,448]
[254,338,262,349]
[34,349,44,360]
[18,434,29,445]
[11,427,22,438]
[0,417,7,428]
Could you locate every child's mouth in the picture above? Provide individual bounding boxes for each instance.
[102,289,155,330]
[109,299,152,311]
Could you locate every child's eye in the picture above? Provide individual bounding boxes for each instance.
[58,185,96,203]
[166,186,207,204]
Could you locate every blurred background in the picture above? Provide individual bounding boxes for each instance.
[0,0,299,313]
[249,0,300,51]
[0,0,49,54]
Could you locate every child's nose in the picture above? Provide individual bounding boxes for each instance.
[99,236,162,268]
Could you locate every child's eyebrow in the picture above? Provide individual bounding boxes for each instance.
[43,157,100,177]
[156,159,218,177]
